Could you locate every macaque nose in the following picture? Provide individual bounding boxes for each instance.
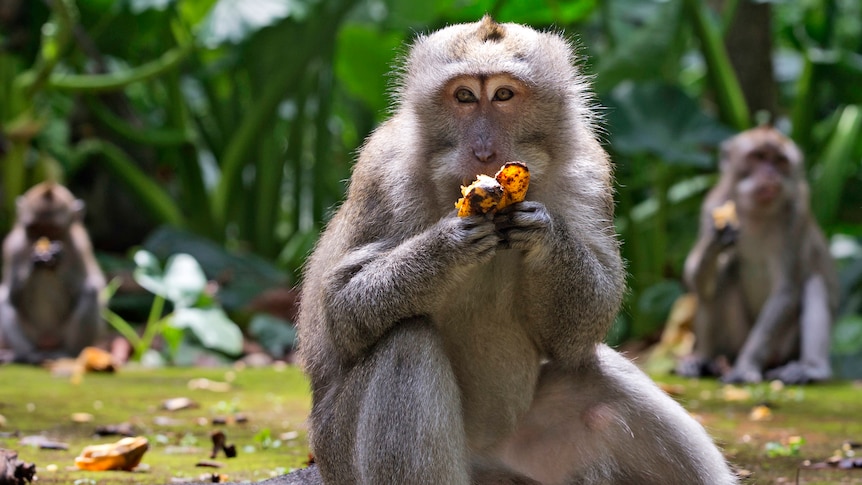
[472,145,497,164]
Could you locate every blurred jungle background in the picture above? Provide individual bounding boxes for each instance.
[1,0,861,374]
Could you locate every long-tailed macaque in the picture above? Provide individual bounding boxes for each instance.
[0,182,106,364]
[297,17,737,485]
[678,126,838,384]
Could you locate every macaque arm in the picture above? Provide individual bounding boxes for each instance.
[320,215,497,362]
[683,235,725,297]
[683,195,733,296]
[2,228,30,306]
[498,202,624,363]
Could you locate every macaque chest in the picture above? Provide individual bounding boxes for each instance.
[737,238,776,318]
[435,250,541,450]
[22,269,73,342]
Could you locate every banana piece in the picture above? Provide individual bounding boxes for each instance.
[711,200,738,230]
[456,162,530,217]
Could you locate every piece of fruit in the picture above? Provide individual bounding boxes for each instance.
[74,436,149,471]
[711,200,739,230]
[495,161,530,209]
[455,175,505,217]
[455,162,530,217]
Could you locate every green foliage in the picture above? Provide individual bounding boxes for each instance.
[765,436,805,458]
[1,0,861,363]
[104,250,243,363]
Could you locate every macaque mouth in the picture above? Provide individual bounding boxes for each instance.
[754,185,781,203]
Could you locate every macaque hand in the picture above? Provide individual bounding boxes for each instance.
[442,214,500,264]
[713,223,739,248]
[710,200,739,248]
[675,355,718,378]
[493,201,552,252]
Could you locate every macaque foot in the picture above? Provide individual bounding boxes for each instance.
[675,355,720,378]
[765,361,830,384]
[0,349,14,364]
[721,366,763,384]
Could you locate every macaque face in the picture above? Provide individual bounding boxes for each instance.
[725,128,801,217]
[441,74,529,182]
[17,185,81,241]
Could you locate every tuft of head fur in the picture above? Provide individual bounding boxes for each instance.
[477,15,505,42]
[393,18,592,117]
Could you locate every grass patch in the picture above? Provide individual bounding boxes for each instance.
[0,365,311,484]
[1,364,860,483]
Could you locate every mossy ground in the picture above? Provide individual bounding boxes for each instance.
[0,365,311,484]
[0,364,859,484]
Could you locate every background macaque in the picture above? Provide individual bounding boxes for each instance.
[297,17,737,484]
[0,182,106,364]
[678,126,839,384]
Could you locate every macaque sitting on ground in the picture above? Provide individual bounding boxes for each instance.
[678,126,839,384]
[0,182,106,364]
[297,17,738,485]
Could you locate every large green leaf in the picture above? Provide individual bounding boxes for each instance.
[592,0,684,94]
[171,307,243,356]
[142,226,288,310]
[132,250,169,298]
[197,0,312,47]
[248,314,297,357]
[127,0,174,13]
[335,25,404,115]
[832,315,862,356]
[161,254,209,308]
[604,82,733,167]
[132,250,208,307]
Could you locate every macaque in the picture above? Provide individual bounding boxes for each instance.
[0,182,106,364]
[297,17,737,485]
[678,126,839,384]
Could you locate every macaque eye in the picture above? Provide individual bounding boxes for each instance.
[751,150,768,162]
[494,87,514,101]
[455,88,478,103]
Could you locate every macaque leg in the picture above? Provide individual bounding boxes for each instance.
[0,300,39,363]
[312,317,471,485]
[765,275,832,384]
[679,279,749,377]
[497,345,736,485]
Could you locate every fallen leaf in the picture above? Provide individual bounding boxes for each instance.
[187,378,231,393]
[749,405,772,421]
[94,423,136,437]
[721,385,752,402]
[71,413,93,423]
[18,436,68,450]
[161,397,198,411]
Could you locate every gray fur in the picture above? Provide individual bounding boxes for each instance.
[298,17,738,485]
[0,182,105,364]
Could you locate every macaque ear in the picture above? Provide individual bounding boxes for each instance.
[717,142,732,172]
[72,199,86,221]
[15,195,30,223]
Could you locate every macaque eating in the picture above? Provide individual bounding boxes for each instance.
[0,182,106,364]
[296,17,738,485]
[678,126,839,384]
